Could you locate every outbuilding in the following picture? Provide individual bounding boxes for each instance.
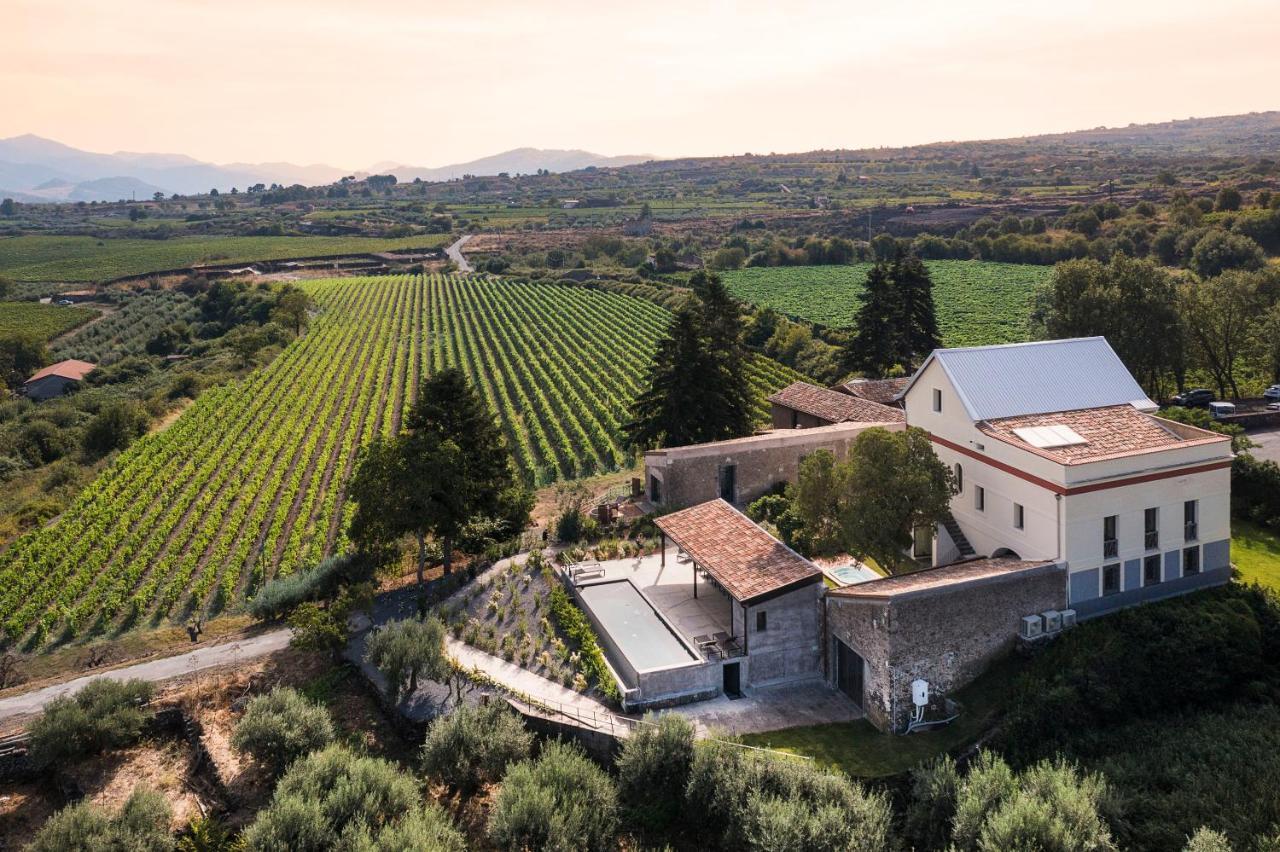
[23,359,96,401]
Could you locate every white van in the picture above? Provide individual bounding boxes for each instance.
[1208,401,1236,420]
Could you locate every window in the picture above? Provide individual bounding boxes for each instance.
[1144,554,1162,586]
[1184,546,1201,576]
[1013,503,1024,530]
[1103,515,1118,559]
[932,388,942,412]
[1102,563,1121,595]
[954,463,963,493]
[975,485,985,512]
[756,611,767,632]
[1144,507,1159,550]
[1184,500,1198,542]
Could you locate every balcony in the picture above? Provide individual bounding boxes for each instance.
[1144,530,1159,550]
[1103,538,1119,559]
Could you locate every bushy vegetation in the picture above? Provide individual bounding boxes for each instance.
[546,583,620,703]
[363,616,450,701]
[28,787,172,852]
[685,738,893,851]
[247,553,370,619]
[420,700,534,793]
[240,744,465,851]
[231,686,335,775]
[487,739,619,852]
[28,677,153,768]
[615,713,696,833]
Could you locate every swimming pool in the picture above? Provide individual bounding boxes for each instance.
[826,563,881,586]
[577,580,697,674]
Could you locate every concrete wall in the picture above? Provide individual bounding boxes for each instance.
[644,422,902,509]
[631,661,722,710]
[742,581,824,686]
[826,563,1067,732]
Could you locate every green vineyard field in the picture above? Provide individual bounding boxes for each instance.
[0,300,99,340]
[51,290,200,365]
[722,260,1053,346]
[0,275,803,644]
[0,234,451,283]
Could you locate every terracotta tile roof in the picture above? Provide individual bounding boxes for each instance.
[835,377,909,406]
[769,381,905,425]
[829,556,1059,599]
[654,499,821,603]
[978,405,1229,464]
[25,359,97,384]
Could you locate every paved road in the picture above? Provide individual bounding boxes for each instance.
[445,234,474,273]
[0,628,291,722]
[1249,427,1280,464]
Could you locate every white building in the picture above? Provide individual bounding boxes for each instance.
[898,337,1233,618]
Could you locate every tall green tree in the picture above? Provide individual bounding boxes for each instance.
[842,261,903,378]
[1037,256,1185,397]
[792,427,954,572]
[893,253,941,369]
[624,274,754,449]
[1179,270,1268,399]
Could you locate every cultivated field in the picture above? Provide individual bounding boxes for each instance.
[0,275,802,644]
[0,234,451,282]
[0,300,98,340]
[722,260,1053,346]
[50,290,199,365]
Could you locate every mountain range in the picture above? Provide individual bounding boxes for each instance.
[0,135,653,203]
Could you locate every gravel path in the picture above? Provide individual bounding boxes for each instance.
[445,234,474,273]
[0,628,291,721]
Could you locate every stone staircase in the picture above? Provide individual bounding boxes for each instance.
[941,513,977,559]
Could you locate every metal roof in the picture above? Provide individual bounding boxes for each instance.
[898,337,1156,421]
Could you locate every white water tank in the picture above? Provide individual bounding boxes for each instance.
[911,679,930,707]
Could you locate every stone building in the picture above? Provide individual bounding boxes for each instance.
[768,381,904,429]
[23,359,96,401]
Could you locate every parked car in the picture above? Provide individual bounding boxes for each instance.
[1172,388,1215,407]
[1268,401,1280,411]
[56,299,74,306]
[1264,385,1280,401]
[1209,401,1236,419]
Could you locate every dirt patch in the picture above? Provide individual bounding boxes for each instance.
[69,739,203,830]
[149,398,193,435]
[0,781,58,847]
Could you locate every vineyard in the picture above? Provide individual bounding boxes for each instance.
[722,260,1053,346]
[0,301,99,340]
[0,275,803,644]
[51,290,200,365]
[0,233,451,283]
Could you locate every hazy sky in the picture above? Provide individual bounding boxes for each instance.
[4,0,1278,168]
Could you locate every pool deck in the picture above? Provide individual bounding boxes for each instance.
[571,549,738,658]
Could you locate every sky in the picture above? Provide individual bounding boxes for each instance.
[4,0,1279,169]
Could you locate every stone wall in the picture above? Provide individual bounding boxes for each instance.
[826,563,1066,732]
[644,422,898,509]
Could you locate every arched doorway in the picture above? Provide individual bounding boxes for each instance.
[992,547,1021,560]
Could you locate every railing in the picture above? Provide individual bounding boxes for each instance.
[1103,538,1118,559]
[1185,522,1198,542]
[1144,530,1159,550]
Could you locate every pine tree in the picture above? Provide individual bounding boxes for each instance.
[842,262,902,378]
[893,254,940,370]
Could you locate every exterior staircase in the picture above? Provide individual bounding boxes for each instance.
[941,513,977,559]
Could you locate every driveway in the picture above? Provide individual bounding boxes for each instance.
[445,234,474,273]
[1248,427,1280,464]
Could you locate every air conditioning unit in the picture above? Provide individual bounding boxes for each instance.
[1041,610,1062,634]
[1019,615,1043,640]
[1061,609,1078,629]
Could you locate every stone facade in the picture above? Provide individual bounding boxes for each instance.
[742,581,824,686]
[825,562,1067,732]
[644,422,902,508]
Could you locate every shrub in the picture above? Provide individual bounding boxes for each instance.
[363,616,449,701]
[488,739,618,852]
[950,751,1115,852]
[29,787,171,852]
[81,400,149,457]
[546,584,620,703]
[28,678,153,768]
[903,755,960,851]
[420,701,534,793]
[615,713,695,833]
[685,738,892,851]
[247,553,371,619]
[1185,827,1234,852]
[231,686,335,774]
[241,744,465,851]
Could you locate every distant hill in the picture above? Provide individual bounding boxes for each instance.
[0,134,348,201]
[372,148,654,182]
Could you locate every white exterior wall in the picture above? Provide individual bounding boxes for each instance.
[902,358,1233,616]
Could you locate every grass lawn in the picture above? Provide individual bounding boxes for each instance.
[739,655,1025,778]
[1232,520,1280,591]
